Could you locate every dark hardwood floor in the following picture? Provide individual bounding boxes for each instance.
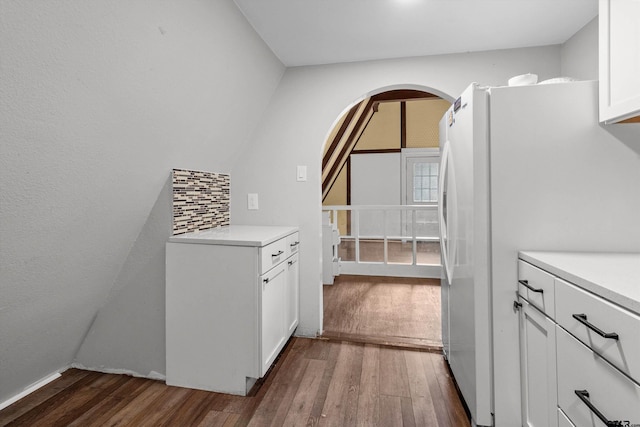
[0,273,466,426]
[0,337,469,427]
[323,275,442,350]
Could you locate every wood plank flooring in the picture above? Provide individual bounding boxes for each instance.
[323,275,442,349]
[0,338,469,427]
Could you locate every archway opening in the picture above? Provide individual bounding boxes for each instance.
[319,86,452,349]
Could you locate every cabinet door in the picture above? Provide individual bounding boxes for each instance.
[285,253,299,336]
[519,298,558,427]
[599,0,640,123]
[260,264,286,376]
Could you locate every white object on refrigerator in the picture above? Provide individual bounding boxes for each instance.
[438,80,640,426]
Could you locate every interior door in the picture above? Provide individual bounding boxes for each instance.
[404,151,440,241]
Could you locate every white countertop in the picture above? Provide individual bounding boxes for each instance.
[168,225,298,247]
[519,251,640,315]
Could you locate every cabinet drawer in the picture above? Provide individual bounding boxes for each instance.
[556,278,640,381]
[286,232,300,258]
[260,238,287,274]
[518,260,556,318]
[557,327,640,427]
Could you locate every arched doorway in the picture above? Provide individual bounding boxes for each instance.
[319,86,452,349]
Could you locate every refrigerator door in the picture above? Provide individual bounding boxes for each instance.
[443,84,493,427]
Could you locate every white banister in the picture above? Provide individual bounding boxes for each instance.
[321,204,441,279]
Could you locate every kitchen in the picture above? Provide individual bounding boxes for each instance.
[1,0,639,426]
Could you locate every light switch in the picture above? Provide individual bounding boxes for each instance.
[297,165,307,182]
[247,193,259,210]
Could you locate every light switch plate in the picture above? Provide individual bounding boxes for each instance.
[247,193,259,210]
[297,165,307,182]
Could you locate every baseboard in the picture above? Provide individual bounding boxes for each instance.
[0,371,62,411]
[69,362,166,381]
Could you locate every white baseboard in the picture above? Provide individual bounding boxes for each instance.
[69,362,166,381]
[0,371,62,411]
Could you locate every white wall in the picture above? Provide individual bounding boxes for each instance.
[350,153,401,207]
[230,45,563,337]
[561,17,599,80]
[350,153,402,236]
[0,0,284,403]
[560,15,640,156]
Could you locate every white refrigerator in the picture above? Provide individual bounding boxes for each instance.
[438,81,640,426]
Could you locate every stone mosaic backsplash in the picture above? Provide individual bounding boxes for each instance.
[172,169,230,235]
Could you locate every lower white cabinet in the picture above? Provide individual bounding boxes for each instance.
[260,262,287,376]
[518,297,558,427]
[518,251,640,427]
[166,226,299,396]
[557,327,640,427]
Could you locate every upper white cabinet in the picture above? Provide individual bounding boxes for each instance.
[599,0,640,123]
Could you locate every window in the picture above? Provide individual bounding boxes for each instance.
[413,161,439,203]
[402,148,440,206]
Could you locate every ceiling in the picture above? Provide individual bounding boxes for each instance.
[233,0,598,67]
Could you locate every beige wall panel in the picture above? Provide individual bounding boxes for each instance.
[355,102,400,150]
[406,99,451,148]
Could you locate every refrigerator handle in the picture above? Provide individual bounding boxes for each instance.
[438,140,453,284]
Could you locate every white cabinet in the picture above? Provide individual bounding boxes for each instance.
[517,260,558,427]
[556,327,640,427]
[599,0,640,123]
[166,226,299,396]
[518,251,640,427]
[518,298,558,427]
[260,262,287,376]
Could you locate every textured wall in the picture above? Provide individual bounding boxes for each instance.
[0,0,284,402]
[355,103,401,150]
[406,99,451,148]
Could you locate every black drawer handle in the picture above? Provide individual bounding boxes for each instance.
[574,390,624,427]
[271,250,284,258]
[290,241,300,247]
[572,314,619,340]
[518,280,544,293]
[288,259,297,266]
[263,278,269,284]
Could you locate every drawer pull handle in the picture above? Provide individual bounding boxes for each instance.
[572,314,619,340]
[271,250,284,258]
[288,259,297,266]
[513,300,522,310]
[574,390,624,427]
[263,278,269,284]
[518,280,544,293]
[290,241,300,247]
